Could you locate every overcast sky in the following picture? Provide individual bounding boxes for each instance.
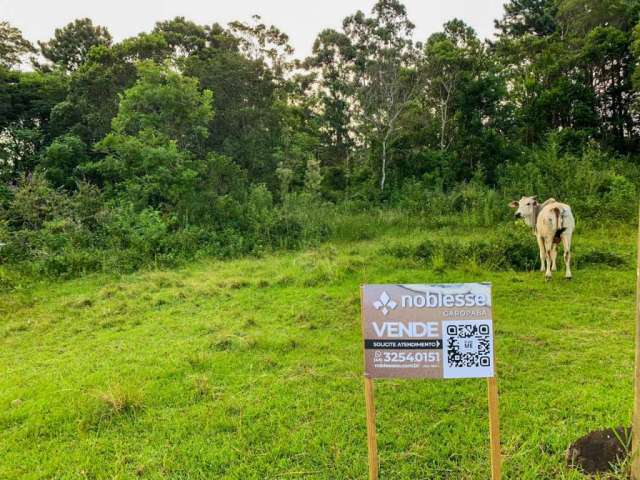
[1,0,507,59]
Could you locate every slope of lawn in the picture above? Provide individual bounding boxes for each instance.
[0,223,637,479]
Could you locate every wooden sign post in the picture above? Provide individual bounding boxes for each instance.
[632,205,640,480]
[360,283,501,479]
[364,377,379,479]
[487,376,502,479]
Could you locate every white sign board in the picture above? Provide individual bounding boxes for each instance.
[361,283,495,379]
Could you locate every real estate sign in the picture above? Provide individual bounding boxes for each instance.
[361,283,495,379]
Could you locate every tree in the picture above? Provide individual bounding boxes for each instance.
[48,44,137,146]
[38,18,112,71]
[87,62,218,220]
[0,70,67,182]
[421,20,508,181]
[0,21,35,69]
[556,0,633,36]
[632,21,640,97]
[117,32,172,63]
[495,0,557,38]
[182,21,287,186]
[228,15,294,78]
[494,0,640,152]
[112,61,213,155]
[304,157,323,194]
[422,20,483,151]
[342,0,422,191]
[305,29,355,173]
[153,17,208,58]
[41,134,89,189]
[579,25,635,149]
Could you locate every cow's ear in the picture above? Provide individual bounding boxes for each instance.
[508,201,519,209]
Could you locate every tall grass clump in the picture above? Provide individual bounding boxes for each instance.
[412,225,538,271]
[93,384,144,418]
[393,173,507,228]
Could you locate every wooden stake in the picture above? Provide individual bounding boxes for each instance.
[360,286,379,479]
[364,376,379,480]
[632,204,640,479]
[487,376,502,480]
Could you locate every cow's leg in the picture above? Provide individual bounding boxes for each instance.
[551,244,558,271]
[543,237,553,280]
[537,235,546,272]
[562,233,572,279]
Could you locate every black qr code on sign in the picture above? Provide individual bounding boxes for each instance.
[446,323,491,368]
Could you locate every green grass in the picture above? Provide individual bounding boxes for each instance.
[0,223,637,479]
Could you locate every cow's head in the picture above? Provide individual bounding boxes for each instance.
[509,196,538,227]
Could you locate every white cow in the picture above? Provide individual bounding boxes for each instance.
[509,196,575,280]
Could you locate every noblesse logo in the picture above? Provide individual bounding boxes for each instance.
[373,289,489,312]
[401,291,488,308]
[372,291,396,316]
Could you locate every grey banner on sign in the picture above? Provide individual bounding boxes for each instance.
[361,283,495,379]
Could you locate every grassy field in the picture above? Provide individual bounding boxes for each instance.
[0,222,637,479]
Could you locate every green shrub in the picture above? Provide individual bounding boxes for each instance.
[575,248,628,268]
[394,175,507,228]
[379,241,415,259]
[41,134,89,189]
[2,137,637,280]
[35,248,103,278]
[3,173,71,230]
[492,225,539,270]
[0,267,18,292]
[101,205,169,256]
[269,193,333,249]
[601,174,636,221]
[499,141,639,223]
[412,225,539,271]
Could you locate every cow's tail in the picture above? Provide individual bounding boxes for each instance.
[553,207,566,244]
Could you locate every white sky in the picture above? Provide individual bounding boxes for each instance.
[1,1,507,59]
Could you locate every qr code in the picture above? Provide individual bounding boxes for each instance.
[446,323,492,368]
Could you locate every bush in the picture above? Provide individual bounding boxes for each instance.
[412,225,539,271]
[101,205,169,257]
[0,171,339,278]
[35,248,103,278]
[394,175,506,228]
[1,137,637,280]
[601,174,636,221]
[575,248,628,268]
[0,267,18,292]
[3,173,71,231]
[41,134,89,189]
[499,141,639,223]
[270,193,333,249]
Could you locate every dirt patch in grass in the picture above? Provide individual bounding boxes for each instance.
[566,426,631,475]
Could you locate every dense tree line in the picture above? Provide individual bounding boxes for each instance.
[0,0,639,276]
